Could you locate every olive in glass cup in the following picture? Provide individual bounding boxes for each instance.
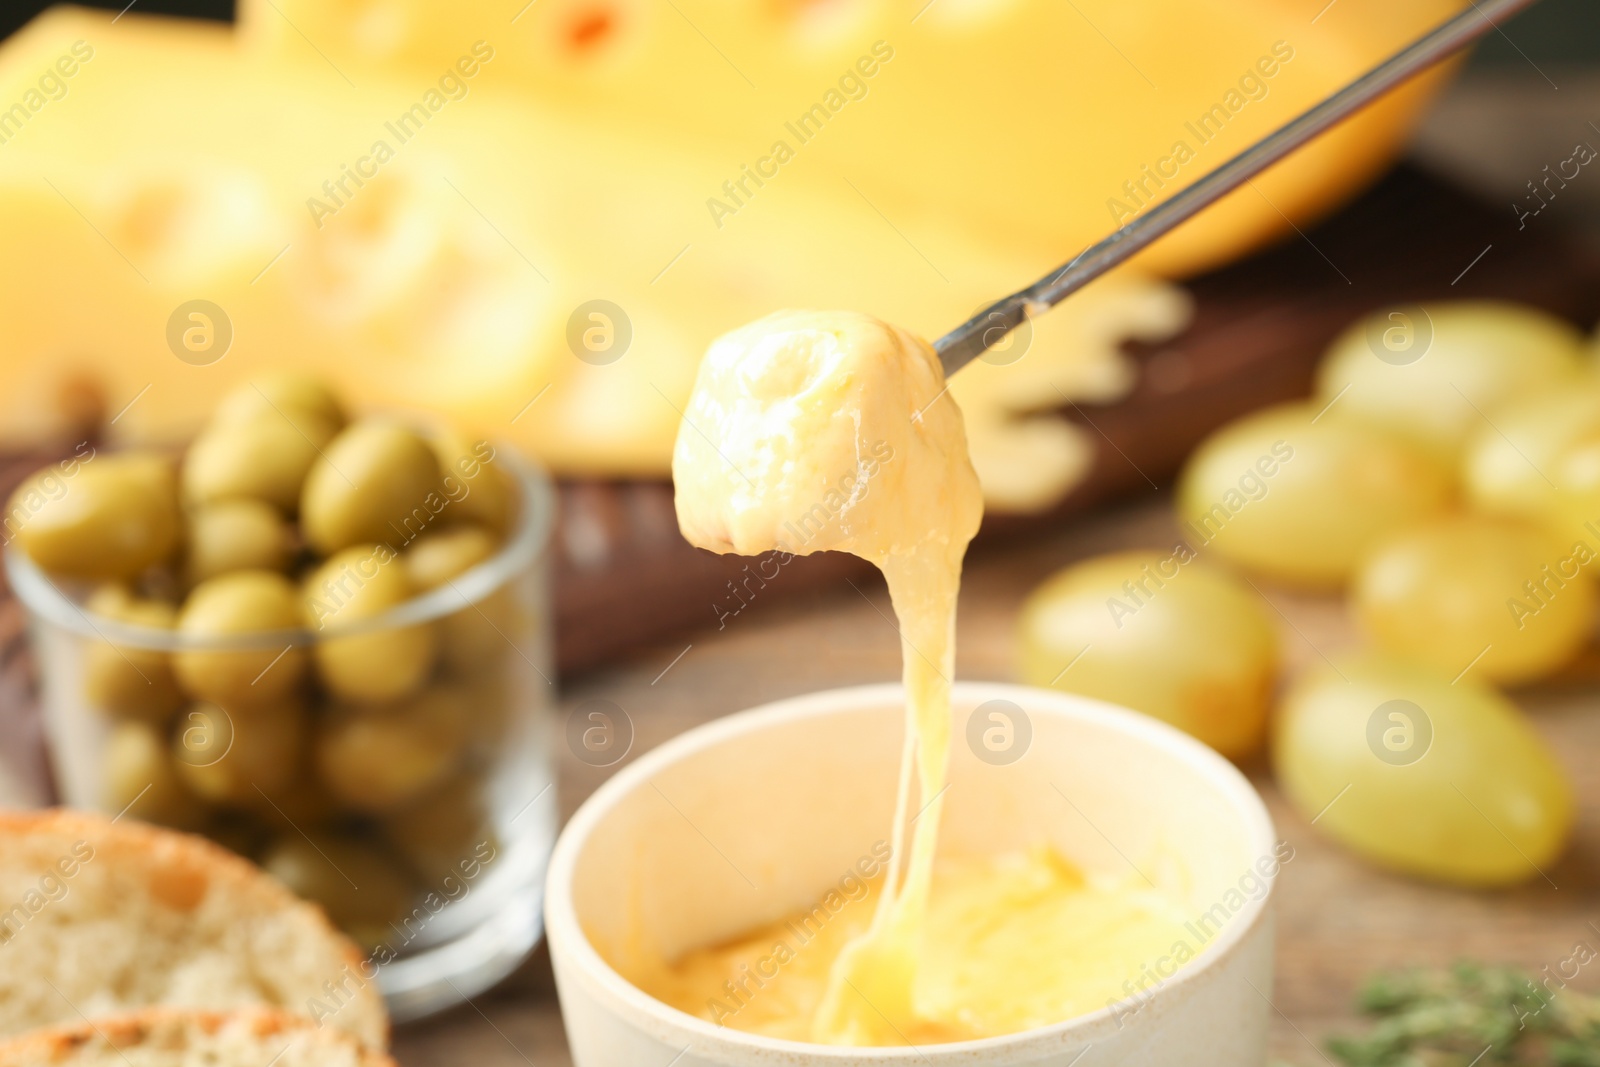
[6,377,557,1021]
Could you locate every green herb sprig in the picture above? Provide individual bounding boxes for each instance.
[1274,963,1600,1067]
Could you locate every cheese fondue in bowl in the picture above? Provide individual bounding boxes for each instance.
[546,310,1277,1064]
[545,683,1279,1066]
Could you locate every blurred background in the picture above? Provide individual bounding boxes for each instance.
[2,0,1600,1063]
[6,0,1599,57]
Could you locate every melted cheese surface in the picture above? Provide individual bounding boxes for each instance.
[630,849,1200,1044]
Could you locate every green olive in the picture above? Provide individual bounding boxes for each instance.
[262,832,415,948]
[174,571,306,706]
[172,699,305,805]
[404,525,498,591]
[201,814,271,859]
[457,669,514,751]
[438,590,516,676]
[9,452,180,581]
[304,546,437,704]
[83,585,184,725]
[314,687,468,813]
[101,720,204,830]
[183,500,294,586]
[431,433,513,533]
[183,419,323,514]
[212,373,345,446]
[301,421,443,554]
[383,776,498,886]
[248,768,341,829]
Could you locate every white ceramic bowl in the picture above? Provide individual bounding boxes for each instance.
[547,682,1279,1066]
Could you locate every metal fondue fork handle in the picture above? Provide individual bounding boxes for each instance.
[934,0,1544,378]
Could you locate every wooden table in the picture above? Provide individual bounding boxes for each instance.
[391,496,1600,1067]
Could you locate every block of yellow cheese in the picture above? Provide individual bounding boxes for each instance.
[0,8,1186,507]
[0,0,1463,507]
[239,0,1464,276]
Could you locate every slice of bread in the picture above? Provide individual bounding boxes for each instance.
[0,810,387,1049]
[0,1008,395,1067]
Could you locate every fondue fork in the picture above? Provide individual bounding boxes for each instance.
[934,0,1544,377]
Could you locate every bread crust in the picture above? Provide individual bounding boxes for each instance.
[0,809,389,1049]
[0,1007,395,1066]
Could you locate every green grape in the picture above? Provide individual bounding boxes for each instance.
[1176,402,1450,588]
[1462,380,1600,540]
[1273,654,1573,887]
[1353,515,1596,686]
[1017,549,1278,758]
[1316,301,1584,463]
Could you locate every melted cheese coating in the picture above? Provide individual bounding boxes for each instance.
[672,308,981,569]
[669,309,1197,1045]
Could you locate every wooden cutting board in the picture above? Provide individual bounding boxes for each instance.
[0,163,1595,767]
[552,164,1600,672]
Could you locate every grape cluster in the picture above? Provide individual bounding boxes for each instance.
[1020,301,1594,887]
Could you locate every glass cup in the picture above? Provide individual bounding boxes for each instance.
[5,448,558,1022]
